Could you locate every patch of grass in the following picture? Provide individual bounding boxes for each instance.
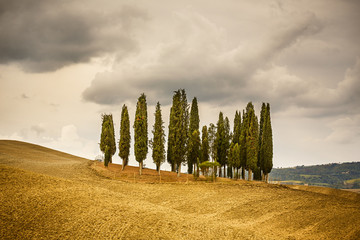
[300,174,321,178]
[344,178,360,184]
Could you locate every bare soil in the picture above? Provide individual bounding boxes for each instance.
[1,140,360,239]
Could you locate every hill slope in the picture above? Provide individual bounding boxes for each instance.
[1,140,360,239]
[270,162,360,189]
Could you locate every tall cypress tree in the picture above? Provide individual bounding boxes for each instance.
[188,129,200,176]
[119,105,130,170]
[187,97,200,174]
[261,103,273,182]
[134,93,148,175]
[100,114,116,167]
[258,102,266,180]
[151,102,165,175]
[224,116,231,178]
[167,101,176,172]
[216,112,227,177]
[245,102,259,181]
[208,123,217,162]
[200,125,209,164]
[169,89,189,177]
[239,110,247,179]
[229,143,241,179]
[232,111,241,145]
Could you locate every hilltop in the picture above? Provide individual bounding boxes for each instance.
[270,162,360,189]
[1,140,360,239]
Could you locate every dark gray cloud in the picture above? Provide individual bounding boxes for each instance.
[82,9,323,107]
[0,0,148,72]
[82,1,360,120]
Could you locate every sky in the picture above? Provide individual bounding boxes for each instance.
[1,0,359,170]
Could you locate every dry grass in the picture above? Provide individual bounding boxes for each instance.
[1,140,360,239]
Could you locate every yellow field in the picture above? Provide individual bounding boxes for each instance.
[1,140,360,239]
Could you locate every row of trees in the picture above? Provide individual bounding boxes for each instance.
[99,89,273,181]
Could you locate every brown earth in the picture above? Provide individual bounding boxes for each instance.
[1,140,360,239]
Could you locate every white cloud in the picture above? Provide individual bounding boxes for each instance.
[326,115,360,144]
[45,125,99,159]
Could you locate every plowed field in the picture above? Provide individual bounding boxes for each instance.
[1,140,359,239]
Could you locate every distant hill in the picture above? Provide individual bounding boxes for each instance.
[270,162,360,189]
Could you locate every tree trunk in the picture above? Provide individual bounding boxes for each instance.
[158,167,161,176]
[212,166,215,182]
[224,165,226,178]
[265,173,269,183]
[122,159,126,171]
[242,167,245,180]
[248,169,252,181]
[139,161,142,175]
[177,164,181,177]
[262,172,265,181]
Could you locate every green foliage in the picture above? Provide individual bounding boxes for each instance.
[216,113,225,168]
[134,93,148,165]
[119,105,130,168]
[150,102,166,172]
[208,123,217,162]
[200,126,209,163]
[261,103,273,175]
[245,102,259,177]
[168,89,189,175]
[187,97,200,173]
[199,160,221,179]
[232,111,241,145]
[239,110,247,174]
[229,143,240,170]
[188,130,200,173]
[100,114,116,166]
[270,162,360,189]
[258,103,266,172]
[215,113,231,177]
[199,161,221,169]
[167,98,176,171]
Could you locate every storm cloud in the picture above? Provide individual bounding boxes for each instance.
[82,0,360,120]
[0,0,148,72]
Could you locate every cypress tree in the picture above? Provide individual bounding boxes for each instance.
[169,89,189,177]
[258,102,266,180]
[151,102,165,175]
[187,97,200,174]
[119,105,130,170]
[200,125,209,164]
[134,93,148,175]
[229,143,241,179]
[239,110,247,179]
[245,102,259,181]
[100,114,116,167]
[108,115,116,162]
[216,112,227,177]
[228,142,235,178]
[167,102,176,172]
[188,129,200,176]
[224,116,231,178]
[262,103,273,182]
[208,123,217,162]
[232,111,241,145]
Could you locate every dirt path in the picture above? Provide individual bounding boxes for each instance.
[1,140,360,239]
